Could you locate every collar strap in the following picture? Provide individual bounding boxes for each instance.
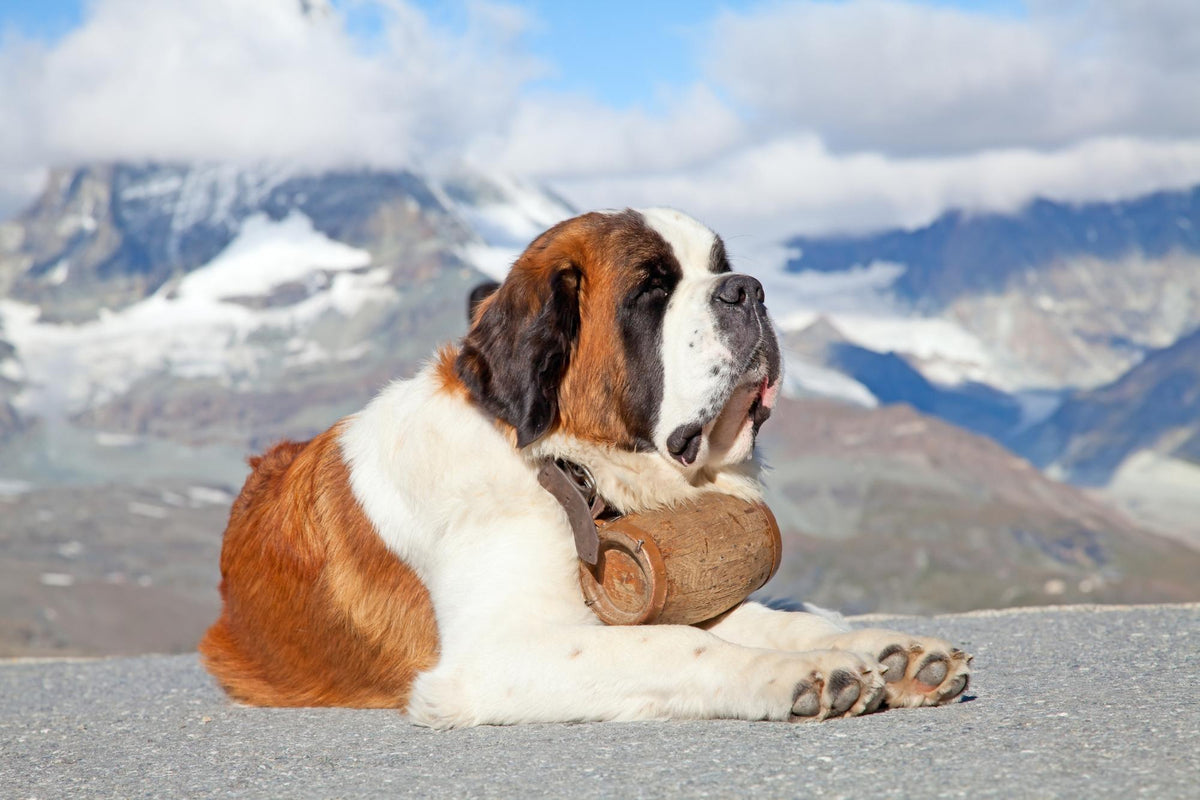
[537,458,609,565]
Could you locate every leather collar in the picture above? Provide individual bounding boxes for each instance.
[536,458,615,565]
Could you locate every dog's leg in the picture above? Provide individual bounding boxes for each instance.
[705,602,971,709]
[405,622,887,728]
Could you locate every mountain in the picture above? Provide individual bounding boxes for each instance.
[0,331,23,445]
[786,188,1200,306]
[782,187,1200,391]
[774,185,1200,545]
[1011,328,1200,544]
[761,397,1200,615]
[1017,327,1200,483]
[0,162,572,466]
[0,160,575,656]
[781,316,1023,440]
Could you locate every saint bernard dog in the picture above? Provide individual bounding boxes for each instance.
[200,208,971,727]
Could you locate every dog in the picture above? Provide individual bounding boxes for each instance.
[200,208,971,727]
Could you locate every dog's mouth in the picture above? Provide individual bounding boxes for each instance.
[666,364,780,467]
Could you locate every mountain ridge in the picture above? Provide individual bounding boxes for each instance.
[785,185,1200,307]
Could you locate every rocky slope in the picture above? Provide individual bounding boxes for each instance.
[0,326,22,445]
[1011,328,1200,545]
[784,188,1200,391]
[760,397,1200,615]
[1017,328,1200,483]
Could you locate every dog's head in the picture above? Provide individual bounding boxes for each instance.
[455,208,780,476]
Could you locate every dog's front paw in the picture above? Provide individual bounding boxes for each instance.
[771,650,887,722]
[822,629,972,709]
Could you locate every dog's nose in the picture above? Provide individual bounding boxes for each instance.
[712,274,765,307]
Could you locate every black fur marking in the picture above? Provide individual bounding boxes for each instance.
[615,213,682,450]
[456,267,581,448]
[467,281,500,323]
[709,236,731,274]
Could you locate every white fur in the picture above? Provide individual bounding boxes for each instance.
[639,207,718,281]
[638,208,758,475]
[341,366,865,727]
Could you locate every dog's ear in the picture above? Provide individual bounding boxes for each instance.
[456,265,581,447]
[467,281,500,324]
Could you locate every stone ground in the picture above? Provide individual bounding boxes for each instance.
[1,603,1197,799]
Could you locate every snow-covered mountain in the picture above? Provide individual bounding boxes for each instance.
[780,187,1200,393]
[0,162,572,463]
[770,186,1200,544]
[1012,329,1200,545]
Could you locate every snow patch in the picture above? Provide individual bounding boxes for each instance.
[46,259,70,286]
[782,356,878,407]
[128,502,170,519]
[780,309,995,386]
[1012,390,1066,432]
[0,478,33,496]
[95,432,139,447]
[0,212,393,415]
[1111,451,1200,492]
[744,246,999,389]
[440,170,572,279]
[459,171,571,246]
[188,486,234,506]
[1106,450,1200,549]
[460,243,519,282]
[0,353,23,382]
[177,212,369,301]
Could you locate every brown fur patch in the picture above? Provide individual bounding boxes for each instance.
[433,345,469,400]
[466,210,672,449]
[199,426,439,708]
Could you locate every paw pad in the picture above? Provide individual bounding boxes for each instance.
[791,682,820,718]
[916,656,948,687]
[828,669,861,715]
[878,645,910,683]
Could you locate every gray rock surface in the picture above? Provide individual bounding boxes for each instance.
[2,604,1197,799]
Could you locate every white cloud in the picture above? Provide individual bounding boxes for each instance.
[703,0,1200,155]
[553,134,1200,242]
[525,0,1200,240]
[3,0,1200,246]
[0,0,538,216]
[468,83,745,179]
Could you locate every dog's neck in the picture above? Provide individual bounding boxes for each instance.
[527,432,764,515]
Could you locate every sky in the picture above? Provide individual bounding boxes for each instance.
[2,0,1200,243]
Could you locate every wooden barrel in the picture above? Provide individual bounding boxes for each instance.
[578,495,782,626]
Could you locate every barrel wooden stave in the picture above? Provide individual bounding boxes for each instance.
[579,495,781,626]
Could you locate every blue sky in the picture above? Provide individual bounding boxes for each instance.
[1,0,1027,111]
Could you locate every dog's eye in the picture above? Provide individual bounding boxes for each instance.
[638,278,668,303]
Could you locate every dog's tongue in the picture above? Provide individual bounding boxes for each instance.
[751,376,778,430]
[760,376,779,411]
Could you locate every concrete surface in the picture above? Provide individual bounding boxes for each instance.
[2,604,1197,799]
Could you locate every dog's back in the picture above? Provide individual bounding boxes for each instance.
[199,427,439,708]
